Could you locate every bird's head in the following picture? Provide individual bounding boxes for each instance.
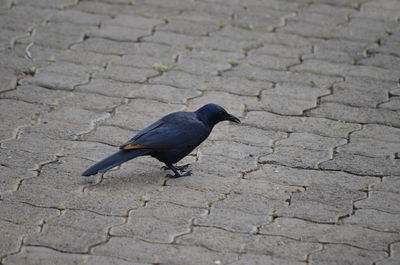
[195,103,240,126]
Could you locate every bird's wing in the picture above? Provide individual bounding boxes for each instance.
[120,113,208,150]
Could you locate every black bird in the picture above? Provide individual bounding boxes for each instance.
[82,103,240,178]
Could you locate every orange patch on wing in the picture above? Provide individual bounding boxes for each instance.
[122,144,175,150]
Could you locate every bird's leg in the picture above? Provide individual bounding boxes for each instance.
[161,163,190,172]
[164,163,192,178]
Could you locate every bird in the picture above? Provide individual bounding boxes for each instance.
[82,103,240,178]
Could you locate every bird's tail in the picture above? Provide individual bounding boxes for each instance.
[81,149,149,176]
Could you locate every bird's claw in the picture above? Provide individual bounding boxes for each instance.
[165,171,192,179]
[161,164,190,172]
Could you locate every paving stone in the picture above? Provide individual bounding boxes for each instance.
[200,140,268,161]
[0,166,36,194]
[111,201,206,242]
[0,201,59,225]
[389,88,400,96]
[20,31,84,50]
[0,148,56,171]
[276,186,366,223]
[20,71,89,91]
[359,53,400,71]
[320,152,400,176]
[113,54,175,69]
[0,98,46,141]
[191,152,257,177]
[92,236,239,265]
[143,31,203,47]
[95,64,158,83]
[231,8,294,31]
[195,207,268,233]
[322,86,389,108]
[244,111,360,137]
[376,242,400,265]
[46,209,125,233]
[49,10,108,26]
[380,98,400,111]
[104,14,164,29]
[280,20,383,42]
[82,125,134,146]
[13,43,62,63]
[65,190,143,216]
[258,132,343,168]
[2,184,77,208]
[337,138,399,158]
[289,12,346,27]
[167,171,239,192]
[55,49,119,68]
[370,177,400,194]
[293,59,400,81]
[85,255,151,265]
[0,85,72,105]
[260,146,334,169]
[225,64,343,85]
[277,132,347,151]
[102,99,184,130]
[181,48,244,63]
[201,35,258,52]
[38,61,102,77]
[253,83,330,115]
[177,226,321,260]
[157,18,219,36]
[177,57,232,76]
[24,224,106,253]
[152,71,270,96]
[0,220,39,258]
[14,0,78,8]
[36,22,93,37]
[128,84,201,104]
[351,124,400,142]
[247,164,378,190]
[188,90,257,117]
[244,54,299,70]
[130,1,183,17]
[3,246,86,265]
[356,191,400,214]
[149,186,220,208]
[344,208,400,232]
[252,43,312,60]
[61,92,125,112]
[88,25,150,42]
[260,217,400,251]
[22,157,98,192]
[309,244,387,265]
[234,178,304,201]
[73,38,180,57]
[0,6,54,31]
[231,254,306,265]
[210,123,287,147]
[40,106,110,127]
[308,102,400,127]
[76,78,142,97]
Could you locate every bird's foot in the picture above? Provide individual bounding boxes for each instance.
[161,164,190,172]
[165,171,192,179]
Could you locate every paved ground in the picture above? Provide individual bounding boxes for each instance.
[0,0,400,264]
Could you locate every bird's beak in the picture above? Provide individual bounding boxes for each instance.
[225,114,241,123]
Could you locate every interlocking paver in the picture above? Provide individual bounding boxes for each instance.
[260,217,400,251]
[309,244,387,265]
[1,0,399,264]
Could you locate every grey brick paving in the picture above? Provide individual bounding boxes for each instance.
[1,0,400,264]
